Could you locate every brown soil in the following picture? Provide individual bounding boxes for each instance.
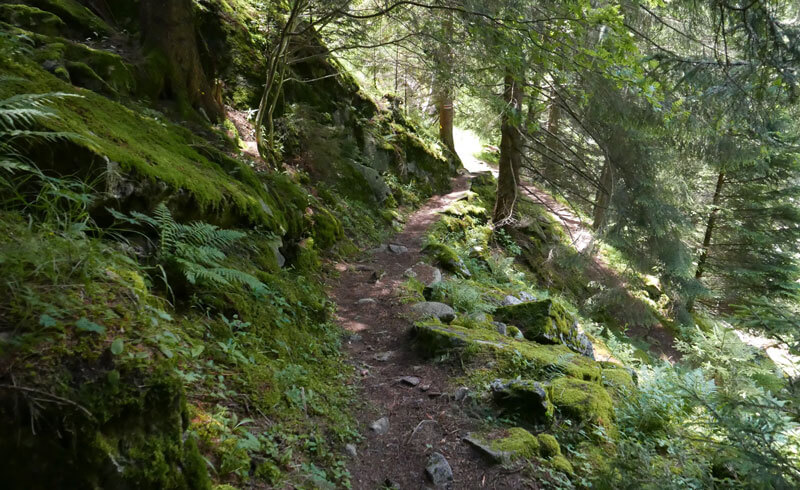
[328,175,537,489]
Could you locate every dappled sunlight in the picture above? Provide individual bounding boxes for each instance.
[454,127,495,175]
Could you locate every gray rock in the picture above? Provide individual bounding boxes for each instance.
[374,351,393,362]
[518,291,536,302]
[370,244,388,254]
[345,443,357,458]
[388,243,409,254]
[350,162,392,202]
[399,376,421,387]
[357,298,377,306]
[463,434,513,465]
[267,238,286,268]
[501,295,522,306]
[490,379,552,422]
[453,386,470,402]
[409,302,456,323]
[370,417,390,435]
[425,452,453,486]
[404,263,443,286]
[493,322,508,336]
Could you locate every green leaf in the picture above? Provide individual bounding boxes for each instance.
[75,317,105,334]
[110,338,124,355]
[39,314,58,328]
[159,344,174,358]
[190,345,205,358]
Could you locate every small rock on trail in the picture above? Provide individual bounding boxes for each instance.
[370,417,390,435]
[425,452,454,487]
[388,243,409,254]
[408,301,456,323]
[399,376,421,387]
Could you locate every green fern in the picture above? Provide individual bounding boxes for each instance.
[114,203,267,294]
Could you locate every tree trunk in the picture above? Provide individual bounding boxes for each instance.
[493,72,525,224]
[688,171,725,311]
[139,0,223,122]
[435,11,458,158]
[436,89,456,155]
[592,154,613,230]
[543,86,561,170]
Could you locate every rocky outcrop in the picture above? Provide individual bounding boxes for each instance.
[493,299,595,359]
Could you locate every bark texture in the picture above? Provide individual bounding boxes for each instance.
[493,73,525,224]
[140,0,224,121]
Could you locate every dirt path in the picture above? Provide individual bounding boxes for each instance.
[329,175,531,489]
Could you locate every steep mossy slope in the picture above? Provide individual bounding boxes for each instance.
[0,1,455,487]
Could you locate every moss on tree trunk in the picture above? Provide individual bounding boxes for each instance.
[139,0,224,121]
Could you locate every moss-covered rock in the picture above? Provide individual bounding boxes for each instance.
[0,4,66,36]
[423,241,471,277]
[494,299,595,359]
[464,427,541,464]
[490,379,553,423]
[537,433,562,458]
[547,377,615,434]
[23,0,111,36]
[0,368,211,489]
[413,323,601,382]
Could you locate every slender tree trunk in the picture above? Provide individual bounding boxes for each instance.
[695,171,726,280]
[493,72,525,225]
[544,87,561,158]
[688,171,725,311]
[139,0,223,121]
[255,0,305,166]
[592,154,613,230]
[435,11,458,158]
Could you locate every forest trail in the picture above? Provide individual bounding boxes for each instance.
[328,174,532,489]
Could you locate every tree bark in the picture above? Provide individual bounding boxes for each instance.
[493,72,525,224]
[688,171,725,311]
[695,171,726,281]
[435,11,458,158]
[139,0,223,121]
[592,153,613,230]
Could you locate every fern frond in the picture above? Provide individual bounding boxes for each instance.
[153,203,179,255]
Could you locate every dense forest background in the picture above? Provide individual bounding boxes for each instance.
[0,0,798,488]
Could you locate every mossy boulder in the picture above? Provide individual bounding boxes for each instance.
[547,377,615,434]
[0,369,211,489]
[413,323,601,382]
[0,4,67,36]
[536,433,561,458]
[464,427,540,464]
[490,379,553,423]
[494,299,595,359]
[423,242,471,277]
[23,0,111,36]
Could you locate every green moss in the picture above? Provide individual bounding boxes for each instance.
[601,367,635,398]
[24,0,111,36]
[414,323,601,382]
[488,427,541,460]
[537,433,562,458]
[547,377,615,433]
[0,4,66,36]
[549,454,574,474]
[311,206,343,250]
[0,62,281,229]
